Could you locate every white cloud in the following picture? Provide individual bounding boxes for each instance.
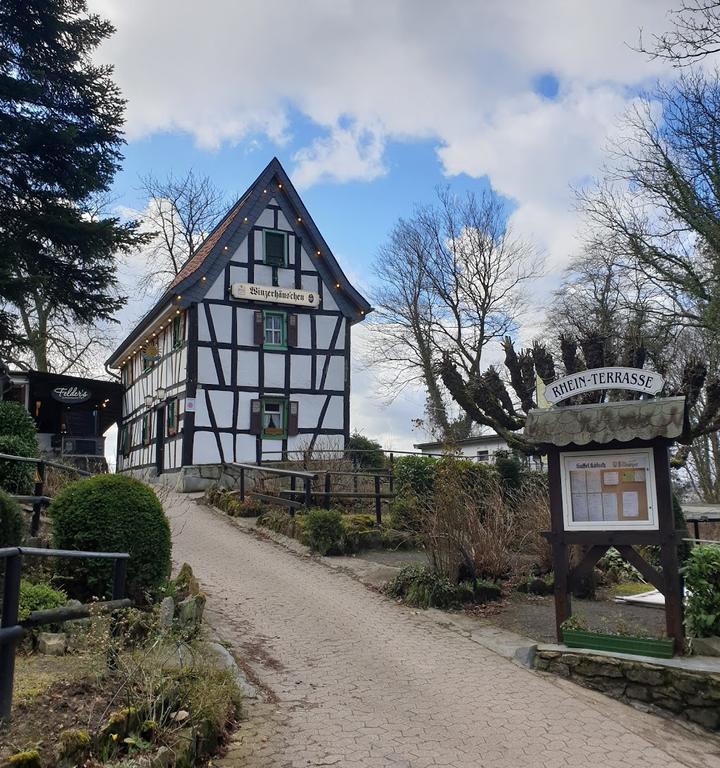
[87,0,686,442]
[292,121,386,188]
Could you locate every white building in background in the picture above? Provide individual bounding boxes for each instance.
[413,434,510,462]
[106,158,372,489]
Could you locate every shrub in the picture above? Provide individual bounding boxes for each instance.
[494,450,522,493]
[257,508,298,538]
[394,455,437,497]
[342,513,381,553]
[684,543,720,638]
[304,508,344,555]
[0,401,38,446]
[0,434,37,494]
[385,564,500,609]
[347,433,386,470]
[597,547,643,584]
[387,495,423,537]
[50,474,171,602]
[18,579,67,620]
[0,489,23,547]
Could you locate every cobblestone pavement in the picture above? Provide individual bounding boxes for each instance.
[165,492,720,768]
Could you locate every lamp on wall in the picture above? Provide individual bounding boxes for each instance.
[144,394,153,408]
[156,386,166,401]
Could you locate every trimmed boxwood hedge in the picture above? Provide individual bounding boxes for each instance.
[0,435,37,494]
[0,489,23,547]
[0,401,38,447]
[49,474,171,602]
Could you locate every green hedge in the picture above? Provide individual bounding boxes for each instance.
[50,474,171,602]
[18,579,67,621]
[304,508,344,555]
[0,489,23,547]
[393,455,437,496]
[0,401,38,447]
[385,564,501,609]
[0,435,37,494]
[684,544,720,638]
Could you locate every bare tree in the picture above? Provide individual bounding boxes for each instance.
[638,1,720,65]
[579,71,720,337]
[5,291,116,375]
[134,171,227,295]
[368,188,541,440]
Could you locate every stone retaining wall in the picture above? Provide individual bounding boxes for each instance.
[535,647,720,731]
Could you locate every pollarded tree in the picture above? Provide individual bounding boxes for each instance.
[438,327,720,459]
[0,0,148,370]
[368,187,541,441]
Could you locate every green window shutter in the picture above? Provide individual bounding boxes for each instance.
[264,230,286,266]
[172,314,184,348]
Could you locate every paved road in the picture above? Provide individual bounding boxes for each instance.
[165,492,720,768]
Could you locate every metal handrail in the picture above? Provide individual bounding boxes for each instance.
[0,546,129,723]
[230,461,316,479]
[0,452,92,476]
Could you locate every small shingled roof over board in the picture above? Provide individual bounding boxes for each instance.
[524,396,688,447]
[107,157,373,367]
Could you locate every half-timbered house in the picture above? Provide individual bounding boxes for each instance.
[107,158,371,490]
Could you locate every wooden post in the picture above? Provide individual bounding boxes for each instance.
[290,476,296,504]
[353,458,359,494]
[239,466,245,501]
[324,472,331,509]
[112,558,128,601]
[31,461,45,536]
[374,474,382,526]
[654,443,685,651]
[304,477,312,508]
[389,453,395,494]
[692,519,700,540]
[547,449,571,641]
[0,553,22,723]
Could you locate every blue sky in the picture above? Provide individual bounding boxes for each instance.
[92,0,681,450]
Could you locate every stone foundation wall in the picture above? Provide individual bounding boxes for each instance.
[176,464,266,493]
[535,647,720,730]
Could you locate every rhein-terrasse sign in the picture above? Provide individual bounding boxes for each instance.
[545,367,665,405]
[231,282,319,308]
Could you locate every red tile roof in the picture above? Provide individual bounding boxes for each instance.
[168,192,250,290]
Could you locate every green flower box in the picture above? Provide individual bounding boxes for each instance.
[562,629,675,658]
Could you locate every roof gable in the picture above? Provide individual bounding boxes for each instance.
[107,158,372,366]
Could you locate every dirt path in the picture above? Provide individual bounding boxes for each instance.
[165,492,720,768]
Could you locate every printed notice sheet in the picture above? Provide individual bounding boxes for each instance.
[565,452,650,524]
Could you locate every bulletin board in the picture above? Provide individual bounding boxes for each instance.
[559,448,658,530]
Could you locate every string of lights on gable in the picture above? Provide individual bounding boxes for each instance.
[119,177,366,373]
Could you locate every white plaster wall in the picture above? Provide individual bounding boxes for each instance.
[197,348,217,385]
[203,269,225,300]
[290,355,312,388]
[256,208,274,228]
[294,315,309,346]
[218,349,232,385]
[229,266,248,285]
[237,350,259,387]
[264,354,285,388]
[301,274,320,293]
[316,316,338,347]
[254,265,273,285]
[325,357,345,390]
[231,239,247,261]
[235,434,255,462]
[236,308,255,346]
[325,395,344,428]
[236,392,254,429]
[211,304,233,343]
[277,210,290,229]
[194,431,221,464]
[296,394,325,428]
[322,287,339,311]
[277,269,295,288]
[209,390,234,428]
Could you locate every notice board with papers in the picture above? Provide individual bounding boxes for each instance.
[560,449,658,530]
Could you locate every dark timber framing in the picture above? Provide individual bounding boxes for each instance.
[108,158,372,473]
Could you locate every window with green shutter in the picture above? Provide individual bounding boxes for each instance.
[263,229,287,267]
[263,311,286,349]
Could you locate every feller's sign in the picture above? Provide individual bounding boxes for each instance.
[545,367,665,405]
[231,282,319,308]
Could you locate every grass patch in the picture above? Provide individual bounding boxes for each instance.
[610,582,652,597]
